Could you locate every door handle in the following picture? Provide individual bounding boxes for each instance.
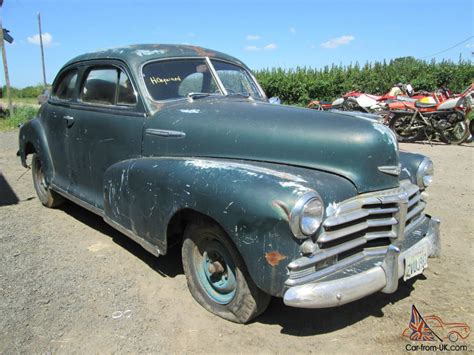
[63,115,74,127]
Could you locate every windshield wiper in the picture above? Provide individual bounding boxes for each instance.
[187,92,213,100]
[226,92,252,99]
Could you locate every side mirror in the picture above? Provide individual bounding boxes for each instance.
[269,96,281,105]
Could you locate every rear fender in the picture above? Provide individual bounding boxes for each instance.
[18,118,54,184]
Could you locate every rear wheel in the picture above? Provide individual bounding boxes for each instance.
[439,118,470,145]
[182,220,270,323]
[389,112,424,142]
[32,153,64,208]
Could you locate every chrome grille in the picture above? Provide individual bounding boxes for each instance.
[318,181,424,257]
[287,181,426,286]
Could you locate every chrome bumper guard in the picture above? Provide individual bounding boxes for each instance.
[283,216,440,308]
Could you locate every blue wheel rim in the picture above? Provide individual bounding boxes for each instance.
[194,240,237,305]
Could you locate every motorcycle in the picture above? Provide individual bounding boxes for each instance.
[388,84,473,145]
[327,84,430,116]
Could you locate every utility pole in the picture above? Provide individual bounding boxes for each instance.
[37,12,47,87]
[0,17,13,117]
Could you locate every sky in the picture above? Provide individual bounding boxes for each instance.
[1,0,473,88]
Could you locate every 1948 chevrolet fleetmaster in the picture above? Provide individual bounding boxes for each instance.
[18,44,441,323]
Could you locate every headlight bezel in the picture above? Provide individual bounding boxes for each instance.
[416,158,434,190]
[290,191,325,239]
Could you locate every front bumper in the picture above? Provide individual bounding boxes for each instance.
[283,216,440,308]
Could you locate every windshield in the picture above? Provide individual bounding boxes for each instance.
[142,59,219,101]
[210,60,264,100]
[142,58,264,101]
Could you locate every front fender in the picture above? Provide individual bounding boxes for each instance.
[103,157,357,296]
[399,151,426,184]
[18,118,54,184]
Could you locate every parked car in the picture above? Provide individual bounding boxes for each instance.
[17,44,441,323]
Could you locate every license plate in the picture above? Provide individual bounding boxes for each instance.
[404,245,428,281]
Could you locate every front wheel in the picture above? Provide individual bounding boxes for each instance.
[182,221,270,323]
[389,112,424,142]
[32,153,64,208]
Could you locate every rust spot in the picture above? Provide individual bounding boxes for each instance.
[265,251,287,266]
[186,45,216,57]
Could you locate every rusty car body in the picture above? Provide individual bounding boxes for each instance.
[18,44,441,323]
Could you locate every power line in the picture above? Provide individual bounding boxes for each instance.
[420,35,474,59]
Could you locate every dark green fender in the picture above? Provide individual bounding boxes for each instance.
[103,157,357,296]
[18,117,55,185]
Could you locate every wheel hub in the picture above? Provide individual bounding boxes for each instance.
[194,240,237,304]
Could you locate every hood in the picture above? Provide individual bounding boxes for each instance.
[143,97,400,193]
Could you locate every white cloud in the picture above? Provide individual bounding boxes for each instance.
[289,27,296,34]
[27,32,57,46]
[310,44,316,49]
[246,34,261,41]
[264,43,277,51]
[244,45,260,51]
[466,43,474,48]
[187,32,196,37]
[321,35,355,49]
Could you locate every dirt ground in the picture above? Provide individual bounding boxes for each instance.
[1,129,473,354]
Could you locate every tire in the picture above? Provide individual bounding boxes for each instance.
[470,119,474,136]
[182,220,271,323]
[439,119,470,145]
[32,153,64,208]
[389,112,424,142]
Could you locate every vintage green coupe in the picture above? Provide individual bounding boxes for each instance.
[18,44,440,323]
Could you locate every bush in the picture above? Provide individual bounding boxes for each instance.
[1,84,47,99]
[0,106,38,131]
[255,57,474,105]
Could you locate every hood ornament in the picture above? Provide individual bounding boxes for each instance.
[378,165,401,176]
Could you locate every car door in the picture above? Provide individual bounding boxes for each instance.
[42,68,79,191]
[65,63,146,210]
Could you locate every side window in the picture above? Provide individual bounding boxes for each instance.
[81,68,117,105]
[52,70,78,101]
[81,67,137,106]
[117,71,137,106]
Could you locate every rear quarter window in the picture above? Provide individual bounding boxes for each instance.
[52,70,78,101]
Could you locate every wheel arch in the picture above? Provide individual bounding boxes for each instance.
[18,119,54,184]
[166,208,230,249]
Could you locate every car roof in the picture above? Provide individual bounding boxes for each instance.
[63,44,248,70]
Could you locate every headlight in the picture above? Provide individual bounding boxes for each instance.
[416,158,434,190]
[290,192,324,238]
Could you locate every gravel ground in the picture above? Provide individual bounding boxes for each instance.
[1,129,473,353]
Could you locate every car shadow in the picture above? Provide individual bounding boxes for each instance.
[59,200,425,335]
[59,201,183,278]
[0,173,20,207]
[255,275,425,335]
